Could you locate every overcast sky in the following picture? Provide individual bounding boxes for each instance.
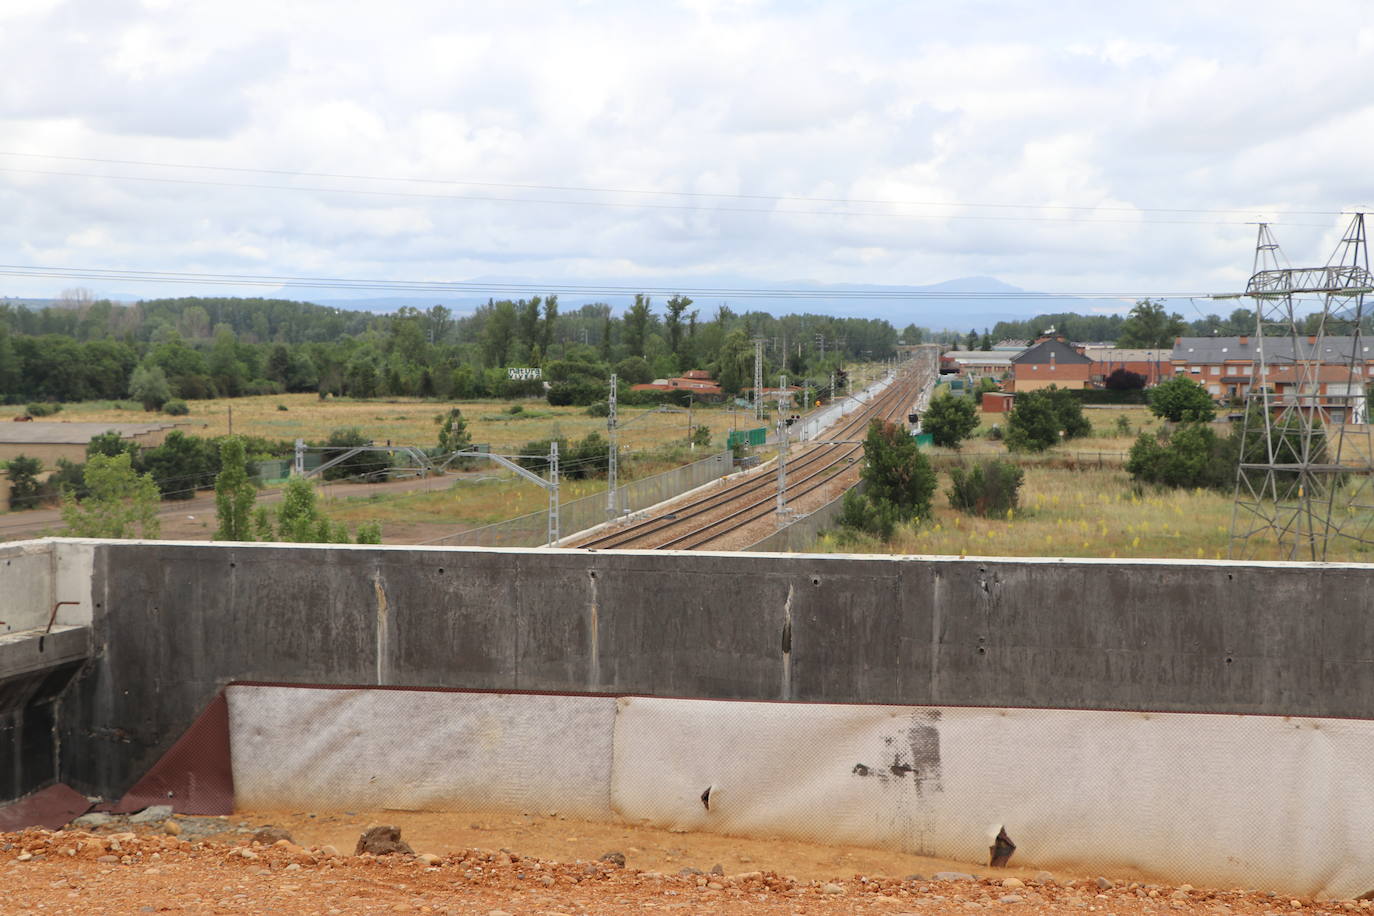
[2,0,1372,312]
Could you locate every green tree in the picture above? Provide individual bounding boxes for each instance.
[436,408,472,453]
[5,455,43,510]
[61,452,161,538]
[624,294,653,358]
[861,420,936,518]
[923,391,980,448]
[214,436,257,541]
[129,362,172,411]
[965,329,978,350]
[838,420,937,540]
[665,295,693,358]
[1118,299,1186,348]
[1148,375,1217,422]
[261,476,344,543]
[1004,387,1091,452]
[615,356,653,385]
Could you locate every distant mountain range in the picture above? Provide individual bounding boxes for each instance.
[6,276,1146,330]
[293,275,1133,329]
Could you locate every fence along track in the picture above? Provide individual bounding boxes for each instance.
[570,356,936,550]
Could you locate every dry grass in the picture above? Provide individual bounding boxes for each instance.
[54,394,756,452]
[814,463,1374,562]
[48,360,902,452]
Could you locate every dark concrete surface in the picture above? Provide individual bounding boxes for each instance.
[33,542,1374,800]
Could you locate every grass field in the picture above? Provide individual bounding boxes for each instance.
[39,362,895,454]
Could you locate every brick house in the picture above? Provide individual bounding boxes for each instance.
[1009,338,1092,392]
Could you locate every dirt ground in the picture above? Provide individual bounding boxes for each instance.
[2,807,1374,916]
[4,811,1372,916]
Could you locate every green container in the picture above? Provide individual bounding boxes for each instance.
[727,427,768,448]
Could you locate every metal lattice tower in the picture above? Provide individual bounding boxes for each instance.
[1228,213,1374,561]
[547,439,560,547]
[606,373,619,520]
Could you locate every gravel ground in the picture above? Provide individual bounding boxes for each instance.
[5,826,1373,916]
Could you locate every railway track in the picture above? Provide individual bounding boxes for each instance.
[568,350,939,550]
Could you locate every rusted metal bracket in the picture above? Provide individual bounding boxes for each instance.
[38,601,79,652]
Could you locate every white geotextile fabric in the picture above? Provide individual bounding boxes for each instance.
[226,686,616,818]
[610,697,1374,899]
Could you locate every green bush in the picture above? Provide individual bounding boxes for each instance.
[25,402,61,417]
[586,401,610,417]
[1126,422,1234,491]
[5,455,44,510]
[923,390,980,448]
[1005,386,1092,452]
[319,427,391,481]
[1148,376,1217,422]
[163,398,189,416]
[837,488,901,540]
[837,420,938,541]
[947,459,1025,517]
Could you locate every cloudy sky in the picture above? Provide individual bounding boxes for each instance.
[1,0,1373,313]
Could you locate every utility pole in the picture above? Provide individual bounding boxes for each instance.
[753,337,765,422]
[687,393,694,448]
[294,438,305,476]
[547,440,560,546]
[606,373,619,520]
[776,374,789,519]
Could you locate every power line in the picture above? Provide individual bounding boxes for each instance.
[0,263,1212,301]
[0,162,1336,228]
[0,150,1347,219]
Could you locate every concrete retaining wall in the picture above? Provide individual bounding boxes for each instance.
[34,539,1374,805]
[744,483,857,552]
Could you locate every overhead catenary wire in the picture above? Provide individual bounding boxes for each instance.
[0,161,1339,228]
[0,150,1348,220]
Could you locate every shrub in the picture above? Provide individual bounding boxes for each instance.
[1148,375,1216,423]
[277,404,289,411]
[25,402,61,417]
[140,430,220,499]
[1126,422,1234,491]
[838,420,938,541]
[586,401,610,417]
[837,488,901,540]
[163,398,189,416]
[128,363,172,411]
[922,390,980,448]
[1004,386,1092,452]
[5,455,44,510]
[691,425,712,447]
[1105,368,1147,390]
[319,427,391,481]
[947,459,1025,517]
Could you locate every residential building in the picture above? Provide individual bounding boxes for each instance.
[1008,338,1092,392]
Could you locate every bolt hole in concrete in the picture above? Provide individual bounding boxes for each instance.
[811,576,821,586]
[977,647,986,655]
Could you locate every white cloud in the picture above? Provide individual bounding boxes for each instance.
[0,0,1369,309]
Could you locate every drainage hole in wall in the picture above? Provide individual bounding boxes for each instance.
[1225,656,1234,664]
[811,577,820,586]
[977,646,986,655]
[438,567,445,574]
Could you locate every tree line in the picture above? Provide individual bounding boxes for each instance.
[0,292,902,408]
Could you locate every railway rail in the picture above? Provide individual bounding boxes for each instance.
[568,350,938,551]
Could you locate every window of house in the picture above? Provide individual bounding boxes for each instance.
[1210,367,1220,375]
